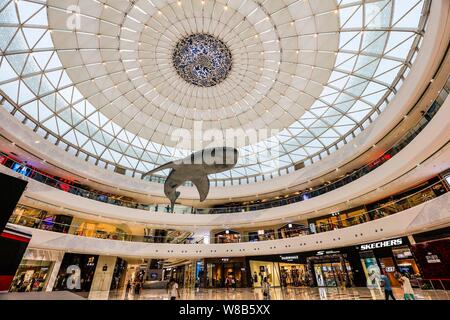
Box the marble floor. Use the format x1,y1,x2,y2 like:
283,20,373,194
2,287,448,300
88,287,450,301
0,291,85,300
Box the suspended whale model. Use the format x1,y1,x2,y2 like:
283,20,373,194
142,147,239,210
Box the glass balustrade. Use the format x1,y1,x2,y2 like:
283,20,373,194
2,75,449,214
8,177,449,245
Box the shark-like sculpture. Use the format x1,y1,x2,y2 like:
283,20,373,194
142,147,239,210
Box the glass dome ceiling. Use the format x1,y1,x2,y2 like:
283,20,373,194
0,0,429,186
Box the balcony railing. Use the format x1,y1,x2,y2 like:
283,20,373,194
2,75,449,214
9,177,449,244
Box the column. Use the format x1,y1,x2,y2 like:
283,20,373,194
88,256,117,299
45,251,65,292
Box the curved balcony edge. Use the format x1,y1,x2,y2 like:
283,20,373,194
3,97,450,229
0,0,448,201
11,190,450,259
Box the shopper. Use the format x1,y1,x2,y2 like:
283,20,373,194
380,271,396,300
231,278,236,290
168,278,180,300
225,277,231,291
125,280,131,298
262,277,270,300
134,281,142,297
398,273,415,300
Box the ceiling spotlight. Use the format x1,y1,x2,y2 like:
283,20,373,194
224,5,228,10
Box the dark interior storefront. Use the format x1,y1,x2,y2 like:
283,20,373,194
53,253,99,294
411,228,450,290
203,258,248,288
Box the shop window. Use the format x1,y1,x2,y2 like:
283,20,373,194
278,224,308,239
215,230,240,244
9,259,53,292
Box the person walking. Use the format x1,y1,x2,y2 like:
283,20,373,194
253,272,258,287
168,278,180,300
133,281,142,300
125,280,131,299
262,277,270,300
398,273,415,300
380,271,396,300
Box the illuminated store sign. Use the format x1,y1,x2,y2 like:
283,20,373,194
280,255,298,261
358,238,403,251
315,250,340,256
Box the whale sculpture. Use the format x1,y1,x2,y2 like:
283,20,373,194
142,147,239,210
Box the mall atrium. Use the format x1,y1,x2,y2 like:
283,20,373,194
0,0,449,302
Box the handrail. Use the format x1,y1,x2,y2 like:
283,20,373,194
9,177,449,244
2,74,449,214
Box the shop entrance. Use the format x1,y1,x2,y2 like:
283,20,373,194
279,263,308,287
308,255,354,287
204,258,247,288
9,259,53,292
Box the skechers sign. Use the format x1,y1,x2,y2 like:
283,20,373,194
358,238,403,251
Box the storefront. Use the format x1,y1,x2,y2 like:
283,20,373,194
0,227,32,292
72,220,128,240
9,259,52,292
278,224,309,239
366,178,447,220
110,258,128,290
247,229,275,242
248,253,341,288
309,207,368,233
53,253,99,293
356,237,421,288
411,227,450,290
214,230,241,244
10,206,73,233
249,240,423,289
202,257,248,288
307,250,357,288
249,260,282,287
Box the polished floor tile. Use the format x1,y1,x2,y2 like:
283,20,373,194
99,287,450,301
2,287,448,300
